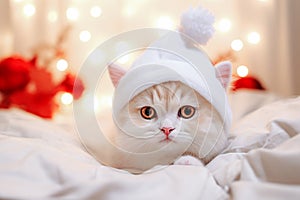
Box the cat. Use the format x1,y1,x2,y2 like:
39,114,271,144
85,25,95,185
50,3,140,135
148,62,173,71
105,61,231,173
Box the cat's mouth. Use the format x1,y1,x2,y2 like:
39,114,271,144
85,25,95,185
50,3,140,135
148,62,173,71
159,138,175,143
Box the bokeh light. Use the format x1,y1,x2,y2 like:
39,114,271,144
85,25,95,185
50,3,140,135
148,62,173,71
79,30,91,42
61,92,74,105
231,39,244,51
155,16,175,29
237,65,249,77
247,32,261,44
48,10,58,22
216,18,232,32
66,7,79,21
90,6,102,18
23,4,36,17
56,59,69,71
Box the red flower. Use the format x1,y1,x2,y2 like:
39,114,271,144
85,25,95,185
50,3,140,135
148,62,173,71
0,56,31,94
59,73,85,99
29,65,57,94
9,90,58,118
0,55,85,118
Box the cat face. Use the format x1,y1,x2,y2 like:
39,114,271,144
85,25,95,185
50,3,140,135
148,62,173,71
112,81,226,163
107,61,231,169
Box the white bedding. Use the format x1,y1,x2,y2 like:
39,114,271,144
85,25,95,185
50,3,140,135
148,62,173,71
0,95,300,199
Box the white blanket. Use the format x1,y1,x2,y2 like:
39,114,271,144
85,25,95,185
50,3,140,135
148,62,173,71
0,96,300,199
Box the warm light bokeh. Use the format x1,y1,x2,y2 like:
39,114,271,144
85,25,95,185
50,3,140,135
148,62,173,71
237,65,249,77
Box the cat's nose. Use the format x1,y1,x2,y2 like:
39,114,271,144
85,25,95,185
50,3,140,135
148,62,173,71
161,127,175,137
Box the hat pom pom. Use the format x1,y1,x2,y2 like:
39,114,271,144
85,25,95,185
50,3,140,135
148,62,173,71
180,6,215,45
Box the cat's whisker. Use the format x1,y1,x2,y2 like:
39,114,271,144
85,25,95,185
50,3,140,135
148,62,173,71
114,132,162,144
130,141,149,150
176,135,193,141
174,132,193,140
114,134,149,142
143,131,161,137
126,139,164,153
114,137,149,151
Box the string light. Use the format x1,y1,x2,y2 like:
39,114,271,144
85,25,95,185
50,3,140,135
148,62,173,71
247,32,261,44
79,30,91,42
66,7,79,21
48,10,58,22
155,16,175,29
61,92,73,105
216,18,232,32
231,39,244,51
56,59,69,71
90,6,102,18
23,4,36,17
237,65,249,77
122,5,136,17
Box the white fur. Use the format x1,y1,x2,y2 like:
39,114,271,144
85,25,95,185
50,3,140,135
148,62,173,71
174,155,204,166
110,81,227,171
180,6,215,45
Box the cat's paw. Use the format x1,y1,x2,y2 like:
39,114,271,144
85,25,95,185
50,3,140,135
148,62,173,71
173,155,204,166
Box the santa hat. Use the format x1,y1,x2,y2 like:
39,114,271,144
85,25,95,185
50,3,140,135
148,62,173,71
109,6,232,133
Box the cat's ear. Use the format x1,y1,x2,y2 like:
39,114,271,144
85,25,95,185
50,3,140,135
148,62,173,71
214,61,232,89
108,63,127,87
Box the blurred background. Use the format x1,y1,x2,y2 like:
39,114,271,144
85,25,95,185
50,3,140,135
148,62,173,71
0,0,299,108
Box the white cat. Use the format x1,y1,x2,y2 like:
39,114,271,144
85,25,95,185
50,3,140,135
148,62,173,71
105,61,231,173
93,6,232,173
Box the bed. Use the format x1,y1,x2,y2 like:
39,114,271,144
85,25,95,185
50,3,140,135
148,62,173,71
0,90,300,200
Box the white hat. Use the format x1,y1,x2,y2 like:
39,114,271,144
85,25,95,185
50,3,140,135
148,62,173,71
109,6,232,133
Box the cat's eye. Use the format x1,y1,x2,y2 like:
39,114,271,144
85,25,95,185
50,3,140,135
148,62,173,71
140,106,157,120
178,106,195,119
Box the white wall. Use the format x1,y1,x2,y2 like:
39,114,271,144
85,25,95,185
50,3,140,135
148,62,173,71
0,0,13,57
2,0,300,96
286,0,300,95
